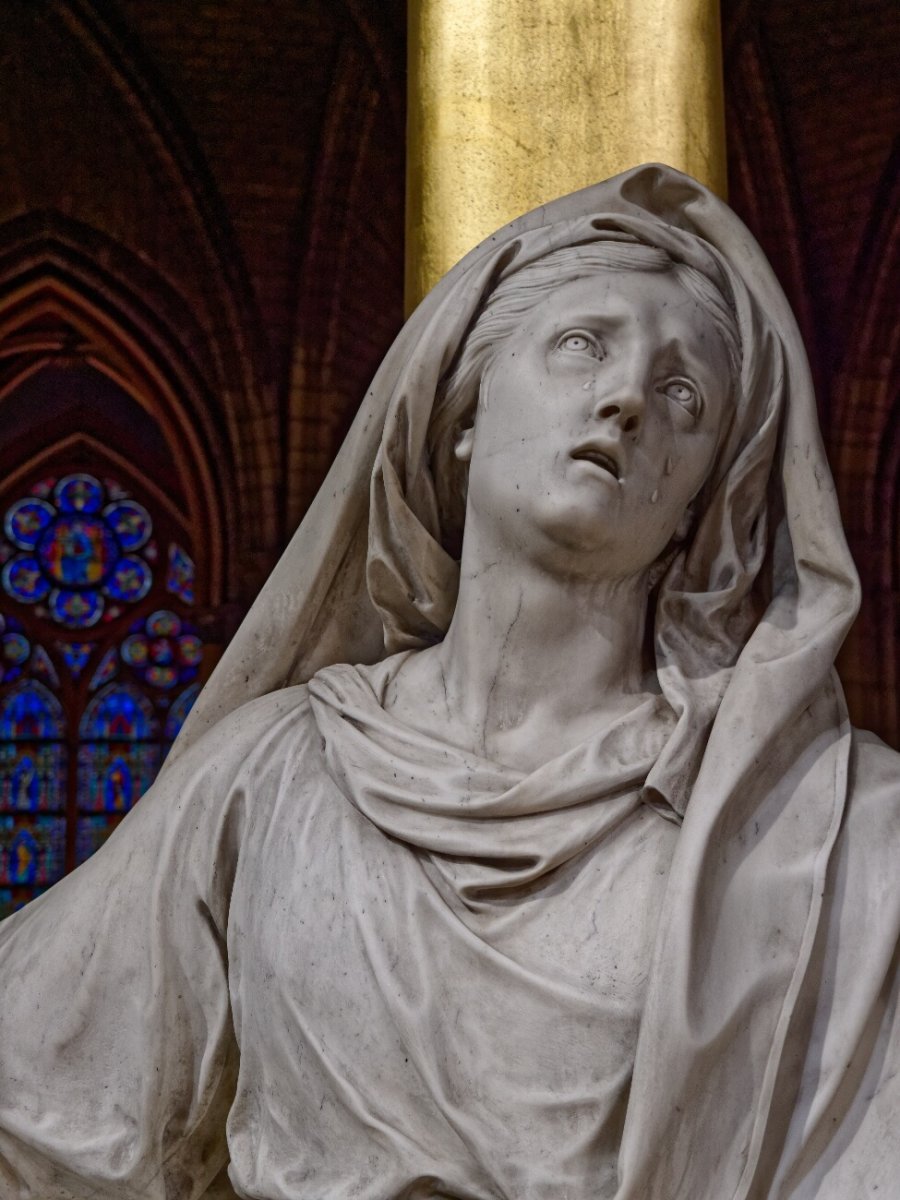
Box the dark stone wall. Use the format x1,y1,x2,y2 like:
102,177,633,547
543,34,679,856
0,0,406,626
0,0,895,740
724,0,900,743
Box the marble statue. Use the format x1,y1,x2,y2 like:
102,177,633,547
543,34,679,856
0,165,898,1200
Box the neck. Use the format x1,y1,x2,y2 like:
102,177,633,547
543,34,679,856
431,527,650,753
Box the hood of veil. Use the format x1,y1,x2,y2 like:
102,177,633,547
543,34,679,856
173,161,858,812
171,165,861,1197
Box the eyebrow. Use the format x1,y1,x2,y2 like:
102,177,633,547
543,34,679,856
548,313,723,380
548,306,630,332
654,338,722,383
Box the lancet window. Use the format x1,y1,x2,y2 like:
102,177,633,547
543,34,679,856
0,471,203,915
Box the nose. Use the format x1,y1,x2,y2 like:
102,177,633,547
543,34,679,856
591,381,646,436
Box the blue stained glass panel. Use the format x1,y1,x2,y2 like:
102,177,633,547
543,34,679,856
75,815,125,864
178,634,203,667
3,475,158,629
48,588,104,628
38,516,117,586
164,682,200,742
121,612,202,691
55,474,103,515
29,645,60,688
2,633,29,666
149,638,175,665
146,665,178,689
77,743,160,812
104,500,152,550
106,556,151,602
0,886,48,919
166,544,195,604
0,681,64,739
0,816,65,884
2,556,51,603
4,498,54,549
58,641,91,676
80,685,156,740
121,633,148,666
88,648,118,691
146,610,181,637
0,469,205,891
1,629,30,683
0,743,66,812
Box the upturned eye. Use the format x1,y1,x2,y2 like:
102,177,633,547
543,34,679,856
661,378,701,418
557,331,602,356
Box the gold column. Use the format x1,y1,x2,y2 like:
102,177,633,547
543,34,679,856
406,0,726,309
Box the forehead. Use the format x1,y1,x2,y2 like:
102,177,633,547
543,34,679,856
523,269,723,348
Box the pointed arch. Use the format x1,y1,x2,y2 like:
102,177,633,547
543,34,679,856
725,24,822,399
0,680,65,740
80,683,157,741
0,0,281,565
285,34,405,525
50,0,270,390
832,149,900,742
0,219,239,601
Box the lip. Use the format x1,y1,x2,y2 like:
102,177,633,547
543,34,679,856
569,440,623,481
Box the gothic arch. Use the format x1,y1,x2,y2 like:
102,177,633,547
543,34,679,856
0,216,254,602
832,150,900,740
725,22,821,398
285,33,405,526
0,2,280,561
338,0,405,130
51,0,269,380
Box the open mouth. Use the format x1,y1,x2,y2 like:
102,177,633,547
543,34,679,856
570,448,621,480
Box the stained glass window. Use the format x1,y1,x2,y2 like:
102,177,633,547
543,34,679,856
57,642,91,677
0,680,67,894
77,742,161,811
1,618,31,684
122,610,203,691
165,683,201,744
0,675,67,815
0,817,66,886
166,544,195,604
0,679,64,740
79,683,157,741
2,474,154,627
0,473,203,917
88,648,118,691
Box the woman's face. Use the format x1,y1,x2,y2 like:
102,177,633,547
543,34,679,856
455,268,733,579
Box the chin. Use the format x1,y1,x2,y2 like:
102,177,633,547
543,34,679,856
529,506,626,568
528,499,669,575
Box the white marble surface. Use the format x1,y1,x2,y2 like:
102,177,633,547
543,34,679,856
0,165,897,1199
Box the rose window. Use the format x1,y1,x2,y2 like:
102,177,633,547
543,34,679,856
0,472,202,915
1,474,154,628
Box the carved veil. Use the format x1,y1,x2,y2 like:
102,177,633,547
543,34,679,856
170,165,869,1195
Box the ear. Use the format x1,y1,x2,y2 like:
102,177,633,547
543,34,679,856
454,425,474,463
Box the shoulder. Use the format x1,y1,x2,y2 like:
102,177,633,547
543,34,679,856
824,728,900,949
846,728,900,839
87,684,322,879
816,729,900,969
785,729,900,1198
167,684,317,786
851,725,900,780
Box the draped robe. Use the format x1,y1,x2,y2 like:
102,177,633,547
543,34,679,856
1,656,897,1199
1,166,898,1197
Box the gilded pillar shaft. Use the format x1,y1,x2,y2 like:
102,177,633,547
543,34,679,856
406,0,726,308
